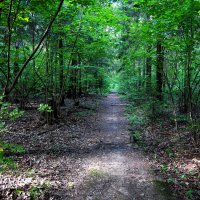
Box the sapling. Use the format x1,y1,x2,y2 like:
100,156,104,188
37,103,53,124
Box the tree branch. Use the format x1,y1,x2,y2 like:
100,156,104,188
5,0,64,96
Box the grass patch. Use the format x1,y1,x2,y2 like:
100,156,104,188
88,168,104,178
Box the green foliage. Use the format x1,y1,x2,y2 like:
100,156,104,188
0,96,25,171
0,157,16,172
117,0,200,132
172,114,188,123
167,177,175,184
0,0,120,103
29,187,41,200
69,0,95,6
165,147,174,158
125,103,147,127
15,189,23,195
89,168,104,178
160,164,168,173
187,120,200,134
0,142,25,171
2,143,25,154
186,189,194,199
9,108,24,120
145,99,170,121
0,96,24,131
131,131,141,142
127,113,146,126
37,104,53,113
187,119,200,144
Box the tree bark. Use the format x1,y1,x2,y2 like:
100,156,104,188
58,38,65,105
146,53,152,94
156,41,164,100
4,0,13,96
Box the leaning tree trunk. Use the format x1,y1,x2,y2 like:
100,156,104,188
4,0,64,96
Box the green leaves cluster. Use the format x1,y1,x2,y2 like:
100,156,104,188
37,103,53,113
0,142,25,171
0,96,24,130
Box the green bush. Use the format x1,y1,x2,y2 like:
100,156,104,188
0,142,25,171
37,103,53,113
0,96,24,130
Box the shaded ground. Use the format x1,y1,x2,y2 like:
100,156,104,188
0,93,174,199
123,95,200,200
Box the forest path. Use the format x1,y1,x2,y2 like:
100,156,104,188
0,93,173,200
71,93,170,200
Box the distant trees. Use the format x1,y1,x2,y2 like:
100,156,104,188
2,0,199,125
0,0,117,112
118,0,200,121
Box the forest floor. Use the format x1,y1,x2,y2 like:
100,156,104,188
123,94,200,200
0,93,198,199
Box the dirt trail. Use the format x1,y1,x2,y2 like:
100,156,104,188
70,93,171,200
0,93,174,200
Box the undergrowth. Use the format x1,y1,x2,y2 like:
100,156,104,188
0,96,25,171
120,92,200,200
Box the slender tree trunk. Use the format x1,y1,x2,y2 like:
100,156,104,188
71,57,78,99
4,0,13,96
146,55,152,94
187,46,192,120
13,39,19,102
183,16,194,118
58,38,65,105
187,15,194,120
45,42,49,104
156,41,164,100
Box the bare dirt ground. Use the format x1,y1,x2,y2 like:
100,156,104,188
0,93,174,199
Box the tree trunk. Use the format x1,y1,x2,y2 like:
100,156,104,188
146,56,152,94
4,0,64,96
156,41,164,100
58,38,65,105
3,0,13,96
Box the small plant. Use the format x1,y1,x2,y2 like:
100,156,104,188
186,189,194,199
37,103,53,113
0,156,16,171
37,103,54,124
13,188,24,199
1,142,25,153
165,147,174,157
167,177,174,183
27,168,36,177
131,131,141,142
0,96,24,132
15,188,23,195
0,142,25,171
160,164,168,173
29,187,41,199
180,174,187,180
0,96,25,171
88,168,104,178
